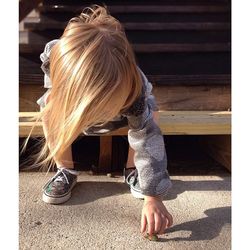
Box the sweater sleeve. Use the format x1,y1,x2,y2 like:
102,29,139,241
124,70,172,197
36,39,59,108
40,39,59,89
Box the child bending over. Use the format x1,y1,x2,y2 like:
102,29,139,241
28,5,173,237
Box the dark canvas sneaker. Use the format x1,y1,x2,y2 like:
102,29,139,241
123,166,136,183
42,168,78,204
125,168,145,200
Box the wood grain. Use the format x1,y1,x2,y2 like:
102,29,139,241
19,85,43,112
39,5,230,14
153,85,231,110
20,43,230,54
19,84,231,112
99,137,113,172
19,110,231,137
19,73,231,86
24,17,230,31
200,135,231,171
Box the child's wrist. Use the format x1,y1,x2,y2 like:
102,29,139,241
144,195,162,202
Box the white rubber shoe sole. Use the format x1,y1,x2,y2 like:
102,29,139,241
130,187,145,200
42,180,77,205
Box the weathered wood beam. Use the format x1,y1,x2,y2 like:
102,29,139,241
19,84,231,112
19,111,231,137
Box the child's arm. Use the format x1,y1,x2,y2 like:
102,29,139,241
40,39,59,88
123,70,172,197
125,104,173,236
36,39,59,108
123,69,173,236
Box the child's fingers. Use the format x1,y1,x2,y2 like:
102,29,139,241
140,214,147,233
159,215,167,234
154,214,162,234
147,214,155,236
166,212,173,228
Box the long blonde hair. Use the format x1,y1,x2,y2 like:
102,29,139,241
21,5,142,170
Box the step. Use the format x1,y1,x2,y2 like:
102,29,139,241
40,11,230,23
39,4,230,14
19,51,231,76
19,29,231,44
136,52,230,75
19,42,230,54
20,84,231,112
42,0,231,6
19,73,230,86
38,5,230,23
24,17,230,31
19,111,231,137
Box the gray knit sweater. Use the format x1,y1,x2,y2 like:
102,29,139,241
37,39,172,197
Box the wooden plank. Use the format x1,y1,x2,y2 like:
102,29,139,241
150,74,231,85
42,0,230,4
19,74,43,85
137,53,230,76
19,84,231,112
200,135,231,171
19,84,43,112
20,43,230,54
19,84,231,113
39,5,230,13
19,121,43,137
20,29,231,45
19,111,231,137
24,18,230,31
19,56,41,75
159,111,231,135
125,22,230,31
20,73,231,86
98,136,112,172
133,43,230,52
20,52,231,80
153,85,231,110
39,10,230,24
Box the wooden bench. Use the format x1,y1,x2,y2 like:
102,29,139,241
19,111,231,171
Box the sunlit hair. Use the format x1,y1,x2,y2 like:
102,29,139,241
21,5,142,170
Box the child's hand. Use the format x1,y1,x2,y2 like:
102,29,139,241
141,196,173,236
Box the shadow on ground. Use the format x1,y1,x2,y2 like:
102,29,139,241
162,206,231,242
61,177,230,206
62,181,130,206
63,180,231,243
166,177,231,200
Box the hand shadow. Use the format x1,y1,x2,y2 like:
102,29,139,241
159,206,231,242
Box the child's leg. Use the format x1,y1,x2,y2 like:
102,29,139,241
126,111,159,168
41,95,74,169
40,94,78,204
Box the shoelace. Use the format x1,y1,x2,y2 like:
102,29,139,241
125,169,138,186
43,169,72,190
54,169,70,185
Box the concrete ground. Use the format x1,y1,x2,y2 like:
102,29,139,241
19,172,231,250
